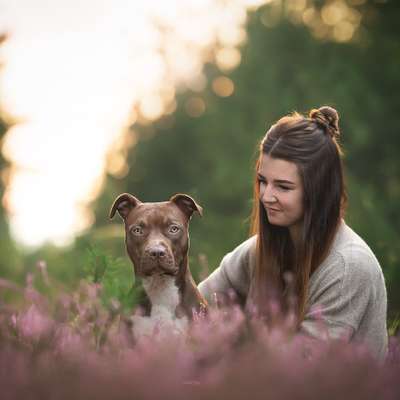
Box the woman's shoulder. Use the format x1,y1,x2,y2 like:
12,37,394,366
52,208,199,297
335,221,380,262
309,222,386,307
324,221,383,281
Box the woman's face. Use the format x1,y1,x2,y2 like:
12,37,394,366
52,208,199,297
257,154,304,234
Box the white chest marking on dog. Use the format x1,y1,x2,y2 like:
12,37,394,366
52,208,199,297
142,275,180,312
132,275,188,339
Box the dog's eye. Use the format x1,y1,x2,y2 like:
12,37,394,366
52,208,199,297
168,225,180,234
131,226,144,235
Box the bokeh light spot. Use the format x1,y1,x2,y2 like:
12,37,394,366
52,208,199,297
216,47,242,71
185,97,206,118
321,2,345,26
260,4,282,28
212,76,234,98
334,20,356,42
139,95,165,122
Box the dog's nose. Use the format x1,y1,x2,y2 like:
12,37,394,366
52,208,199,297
149,246,166,259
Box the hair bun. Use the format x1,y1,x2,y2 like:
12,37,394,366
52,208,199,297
309,106,339,139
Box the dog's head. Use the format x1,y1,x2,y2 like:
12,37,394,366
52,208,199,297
110,193,202,278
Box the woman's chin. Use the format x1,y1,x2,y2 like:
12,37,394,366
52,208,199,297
267,217,284,226
266,211,283,225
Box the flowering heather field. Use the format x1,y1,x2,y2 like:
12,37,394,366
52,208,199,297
1,261,400,400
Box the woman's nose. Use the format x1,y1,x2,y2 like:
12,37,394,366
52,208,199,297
261,185,277,203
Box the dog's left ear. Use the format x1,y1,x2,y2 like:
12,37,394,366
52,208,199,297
170,194,203,219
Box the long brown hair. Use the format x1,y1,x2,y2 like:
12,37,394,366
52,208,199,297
247,106,347,324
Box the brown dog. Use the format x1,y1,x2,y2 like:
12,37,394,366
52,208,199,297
110,193,207,337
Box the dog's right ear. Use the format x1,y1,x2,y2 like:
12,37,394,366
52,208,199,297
109,193,141,220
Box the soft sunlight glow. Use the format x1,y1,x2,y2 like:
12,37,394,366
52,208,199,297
0,0,364,247
0,0,268,247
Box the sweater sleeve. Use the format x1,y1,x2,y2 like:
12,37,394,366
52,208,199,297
300,248,375,341
198,236,256,305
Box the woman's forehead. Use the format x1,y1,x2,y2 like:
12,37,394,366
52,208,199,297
259,154,300,182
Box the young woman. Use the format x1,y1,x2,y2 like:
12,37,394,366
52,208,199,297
198,106,388,359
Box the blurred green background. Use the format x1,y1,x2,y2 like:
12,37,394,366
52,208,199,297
1,1,399,319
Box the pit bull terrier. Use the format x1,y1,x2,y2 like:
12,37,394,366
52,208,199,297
109,193,207,338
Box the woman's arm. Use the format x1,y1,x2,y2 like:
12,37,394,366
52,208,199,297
198,236,256,306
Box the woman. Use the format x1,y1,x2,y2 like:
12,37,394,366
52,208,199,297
198,106,387,359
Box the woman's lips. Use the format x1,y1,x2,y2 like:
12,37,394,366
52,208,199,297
265,206,281,212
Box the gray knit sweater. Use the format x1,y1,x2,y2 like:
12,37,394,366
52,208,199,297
198,221,388,360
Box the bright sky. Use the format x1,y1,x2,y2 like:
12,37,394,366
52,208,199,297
0,0,266,248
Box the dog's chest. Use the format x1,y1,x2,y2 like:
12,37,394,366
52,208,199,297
132,276,188,338
143,275,181,313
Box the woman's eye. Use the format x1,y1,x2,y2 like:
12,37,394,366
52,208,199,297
131,226,144,235
279,186,290,191
169,225,180,234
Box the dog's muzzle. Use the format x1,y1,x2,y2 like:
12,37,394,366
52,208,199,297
140,244,177,276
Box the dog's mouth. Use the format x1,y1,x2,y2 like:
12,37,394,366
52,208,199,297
159,271,177,277
140,262,179,277
145,270,176,277
137,246,178,276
